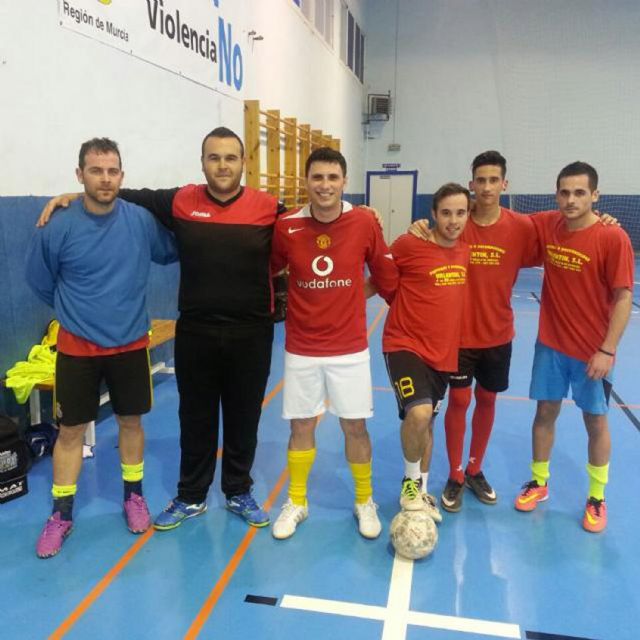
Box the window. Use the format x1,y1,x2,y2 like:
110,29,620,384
295,0,334,47
315,0,334,46
340,2,364,83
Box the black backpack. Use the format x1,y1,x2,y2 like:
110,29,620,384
0,415,30,503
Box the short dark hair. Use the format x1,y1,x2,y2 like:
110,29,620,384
78,137,121,170
305,147,347,177
201,127,245,158
471,150,507,178
432,183,471,212
556,161,598,191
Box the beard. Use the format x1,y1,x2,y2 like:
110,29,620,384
207,174,242,195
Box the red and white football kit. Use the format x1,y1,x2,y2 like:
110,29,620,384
271,202,397,357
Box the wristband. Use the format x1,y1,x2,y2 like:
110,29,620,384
598,348,615,357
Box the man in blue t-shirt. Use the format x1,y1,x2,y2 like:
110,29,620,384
26,138,177,558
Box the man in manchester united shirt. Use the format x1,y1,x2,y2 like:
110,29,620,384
270,147,398,541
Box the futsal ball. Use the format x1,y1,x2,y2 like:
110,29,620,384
390,509,438,560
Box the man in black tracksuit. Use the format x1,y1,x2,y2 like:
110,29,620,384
120,128,287,529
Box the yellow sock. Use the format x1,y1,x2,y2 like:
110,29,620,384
531,460,550,487
52,484,77,498
349,460,373,504
586,462,609,501
121,461,144,483
288,449,316,506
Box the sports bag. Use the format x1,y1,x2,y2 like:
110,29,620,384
0,415,30,503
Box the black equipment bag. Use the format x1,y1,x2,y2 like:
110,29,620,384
0,414,30,503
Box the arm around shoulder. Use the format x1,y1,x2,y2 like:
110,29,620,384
37,192,81,227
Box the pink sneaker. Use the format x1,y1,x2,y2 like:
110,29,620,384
124,493,151,533
36,513,73,559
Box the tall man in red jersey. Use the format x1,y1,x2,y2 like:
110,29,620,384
439,151,540,513
515,162,634,533
270,147,397,540
383,183,470,517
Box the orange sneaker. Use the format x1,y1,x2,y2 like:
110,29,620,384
514,480,548,512
583,497,607,533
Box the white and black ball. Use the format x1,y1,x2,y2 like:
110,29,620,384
390,509,438,560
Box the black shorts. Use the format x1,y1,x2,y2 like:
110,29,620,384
55,349,152,426
449,342,512,393
384,351,449,420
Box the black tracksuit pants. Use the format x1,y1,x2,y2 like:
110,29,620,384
174,321,274,504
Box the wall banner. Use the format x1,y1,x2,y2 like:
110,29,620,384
58,0,246,96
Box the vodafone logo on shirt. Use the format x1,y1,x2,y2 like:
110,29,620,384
312,255,333,276
296,255,353,290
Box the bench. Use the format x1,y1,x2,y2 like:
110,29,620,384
3,319,176,456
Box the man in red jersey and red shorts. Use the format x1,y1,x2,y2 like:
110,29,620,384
382,183,471,521
515,162,634,533
270,147,397,540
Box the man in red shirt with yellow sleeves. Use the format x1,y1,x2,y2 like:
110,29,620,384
515,162,634,533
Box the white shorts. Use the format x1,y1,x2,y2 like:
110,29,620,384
283,349,373,420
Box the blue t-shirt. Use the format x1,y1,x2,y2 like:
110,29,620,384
26,197,178,347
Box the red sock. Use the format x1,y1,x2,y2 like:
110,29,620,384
466,385,497,476
444,387,472,483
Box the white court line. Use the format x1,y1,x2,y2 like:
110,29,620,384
407,610,521,638
382,554,413,640
281,554,521,639
281,595,386,621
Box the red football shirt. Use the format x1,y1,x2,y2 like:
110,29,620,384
532,211,635,362
383,234,470,372
271,203,398,357
460,208,540,348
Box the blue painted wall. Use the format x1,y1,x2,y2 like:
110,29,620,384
343,193,365,207
0,197,180,421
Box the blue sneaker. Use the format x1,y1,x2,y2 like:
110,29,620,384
226,492,270,527
153,499,207,531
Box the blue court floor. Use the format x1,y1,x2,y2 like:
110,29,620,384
1,265,639,640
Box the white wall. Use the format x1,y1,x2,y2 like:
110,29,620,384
363,0,640,194
1,0,367,195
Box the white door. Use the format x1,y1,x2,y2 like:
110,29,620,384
367,172,416,244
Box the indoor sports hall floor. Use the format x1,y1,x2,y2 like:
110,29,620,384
2,263,639,640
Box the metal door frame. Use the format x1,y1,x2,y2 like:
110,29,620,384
365,170,418,220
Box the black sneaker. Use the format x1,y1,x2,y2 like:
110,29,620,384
441,479,464,513
465,471,497,505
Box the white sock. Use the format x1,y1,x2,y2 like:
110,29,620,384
421,472,429,494
403,458,421,481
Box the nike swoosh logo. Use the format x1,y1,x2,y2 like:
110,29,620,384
586,511,599,525
288,227,304,234
517,493,541,504
485,490,496,499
